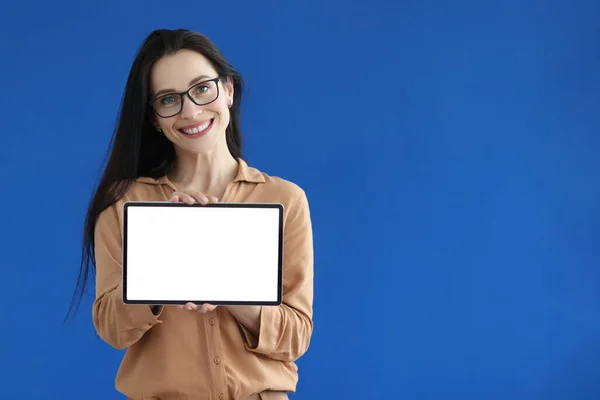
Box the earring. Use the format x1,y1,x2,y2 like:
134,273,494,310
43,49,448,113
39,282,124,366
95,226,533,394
228,100,233,108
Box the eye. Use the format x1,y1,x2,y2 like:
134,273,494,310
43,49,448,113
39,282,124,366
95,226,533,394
160,95,175,105
194,85,210,94
160,96,174,104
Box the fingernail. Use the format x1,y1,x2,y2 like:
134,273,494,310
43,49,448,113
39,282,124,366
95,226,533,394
186,305,193,310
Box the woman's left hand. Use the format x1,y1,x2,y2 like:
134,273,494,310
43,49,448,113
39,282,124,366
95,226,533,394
178,302,217,313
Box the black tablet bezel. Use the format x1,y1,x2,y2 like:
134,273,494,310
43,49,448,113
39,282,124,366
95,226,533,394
122,201,284,306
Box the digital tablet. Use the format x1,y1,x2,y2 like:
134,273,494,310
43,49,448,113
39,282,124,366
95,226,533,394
122,201,284,306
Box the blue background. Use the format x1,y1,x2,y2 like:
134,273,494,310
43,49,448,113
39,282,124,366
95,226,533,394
1,0,599,399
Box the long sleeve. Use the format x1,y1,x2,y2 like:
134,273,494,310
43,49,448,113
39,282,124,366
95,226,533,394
92,203,163,350
238,188,314,362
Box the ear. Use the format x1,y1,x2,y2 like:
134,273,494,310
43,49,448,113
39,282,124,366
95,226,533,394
223,76,234,104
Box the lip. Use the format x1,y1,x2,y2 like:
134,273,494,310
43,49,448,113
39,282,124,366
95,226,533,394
179,119,213,130
177,118,214,139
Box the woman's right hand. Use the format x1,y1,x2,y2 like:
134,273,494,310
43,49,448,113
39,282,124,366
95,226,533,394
170,191,219,205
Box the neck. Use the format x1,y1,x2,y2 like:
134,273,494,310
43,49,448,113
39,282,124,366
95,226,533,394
168,149,239,198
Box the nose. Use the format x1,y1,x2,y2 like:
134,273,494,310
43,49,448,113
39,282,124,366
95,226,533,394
180,95,202,119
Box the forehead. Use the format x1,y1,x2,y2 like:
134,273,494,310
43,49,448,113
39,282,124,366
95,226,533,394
150,50,217,94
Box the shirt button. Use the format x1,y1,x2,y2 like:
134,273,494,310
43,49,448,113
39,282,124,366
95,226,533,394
214,357,220,364
209,318,215,325
219,394,224,400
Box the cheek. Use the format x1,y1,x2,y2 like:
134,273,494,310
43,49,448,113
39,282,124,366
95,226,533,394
219,109,231,128
161,117,179,132
206,102,230,126
217,101,231,120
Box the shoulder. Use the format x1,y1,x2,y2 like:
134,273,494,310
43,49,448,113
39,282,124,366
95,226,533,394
249,164,308,206
239,159,311,222
263,174,306,199
95,178,166,227
127,177,169,200
238,158,305,199
250,168,311,222
255,171,313,236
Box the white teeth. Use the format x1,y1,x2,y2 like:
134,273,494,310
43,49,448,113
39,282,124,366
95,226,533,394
182,120,210,135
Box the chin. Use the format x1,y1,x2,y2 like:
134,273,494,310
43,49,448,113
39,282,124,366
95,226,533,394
176,132,227,156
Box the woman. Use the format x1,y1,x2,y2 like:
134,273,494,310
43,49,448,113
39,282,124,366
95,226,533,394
67,29,314,400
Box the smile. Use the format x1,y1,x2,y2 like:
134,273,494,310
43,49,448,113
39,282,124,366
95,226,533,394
178,118,214,138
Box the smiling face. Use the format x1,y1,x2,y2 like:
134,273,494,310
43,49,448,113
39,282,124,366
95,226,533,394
149,50,234,157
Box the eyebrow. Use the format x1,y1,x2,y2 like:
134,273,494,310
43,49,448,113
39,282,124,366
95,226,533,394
154,75,212,98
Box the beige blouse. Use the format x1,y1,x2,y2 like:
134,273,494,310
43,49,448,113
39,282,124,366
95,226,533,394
92,159,314,400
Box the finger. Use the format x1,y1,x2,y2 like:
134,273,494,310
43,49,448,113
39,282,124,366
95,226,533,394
184,302,198,311
198,303,217,313
208,196,219,203
189,191,209,205
171,192,191,203
183,194,196,205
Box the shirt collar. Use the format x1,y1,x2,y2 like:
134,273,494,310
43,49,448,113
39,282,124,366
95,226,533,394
135,157,265,188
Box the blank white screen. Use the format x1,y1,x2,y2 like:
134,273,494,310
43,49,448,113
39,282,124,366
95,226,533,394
124,203,281,304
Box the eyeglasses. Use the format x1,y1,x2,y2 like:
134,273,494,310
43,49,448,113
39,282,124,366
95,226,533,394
149,77,221,118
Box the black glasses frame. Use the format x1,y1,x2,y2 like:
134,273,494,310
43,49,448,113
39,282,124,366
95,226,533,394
149,76,221,118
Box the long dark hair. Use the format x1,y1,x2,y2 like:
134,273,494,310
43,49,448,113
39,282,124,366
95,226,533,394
64,29,245,322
